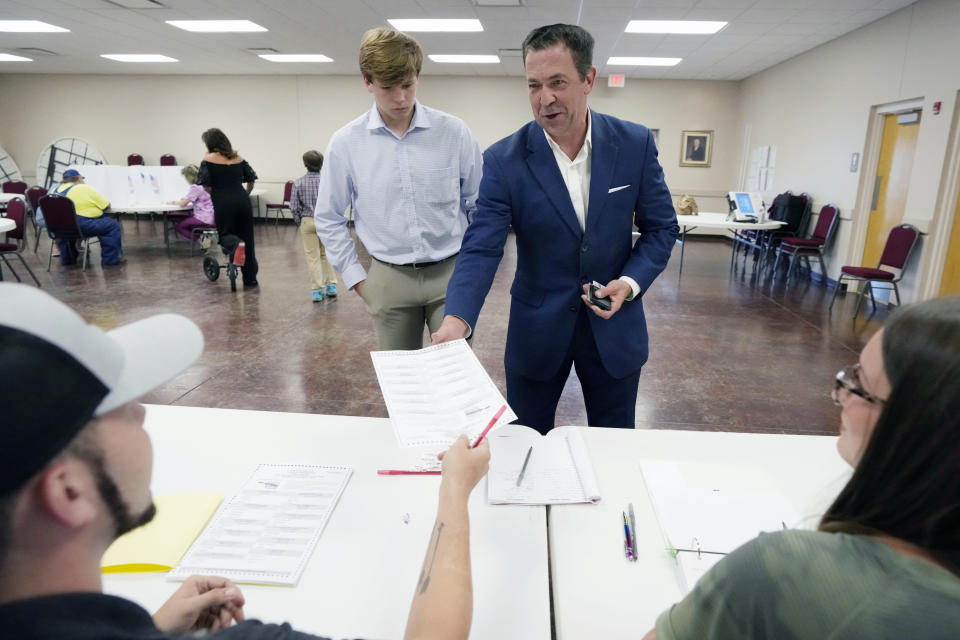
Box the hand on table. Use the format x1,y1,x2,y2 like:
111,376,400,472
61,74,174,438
437,435,490,499
431,316,469,344
152,575,246,635
581,280,632,319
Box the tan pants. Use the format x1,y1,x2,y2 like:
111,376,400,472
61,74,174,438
299,218,337,290
361,256,456,350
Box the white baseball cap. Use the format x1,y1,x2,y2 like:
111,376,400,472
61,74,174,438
0,283,203,492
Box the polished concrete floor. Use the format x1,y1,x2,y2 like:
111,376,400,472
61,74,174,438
8,217,887,436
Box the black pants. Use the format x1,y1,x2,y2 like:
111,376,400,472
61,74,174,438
506,305,641,434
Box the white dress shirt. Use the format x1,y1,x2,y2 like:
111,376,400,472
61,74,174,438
313,101,483,290
543,112,640,299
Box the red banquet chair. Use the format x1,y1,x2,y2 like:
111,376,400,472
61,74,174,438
829,224,920,319
265,180,294,226
772,203,840,285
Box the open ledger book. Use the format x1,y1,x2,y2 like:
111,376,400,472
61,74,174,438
487,427,601,505
639,459,800,593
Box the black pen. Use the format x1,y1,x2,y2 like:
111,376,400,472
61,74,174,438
516,445,533,486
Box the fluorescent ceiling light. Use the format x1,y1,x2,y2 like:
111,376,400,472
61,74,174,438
388,19,482,32
259,54,333,63
101,54,178,63
625,20,727,35
166,20,267,33
607,57,682,67
0,20,69,33
0,53,32,62
429,54,499,63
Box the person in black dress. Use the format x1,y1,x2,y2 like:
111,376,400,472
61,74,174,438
197,128,259,286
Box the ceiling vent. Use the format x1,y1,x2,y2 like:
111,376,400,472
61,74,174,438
14,47,58,57
102,0,167,8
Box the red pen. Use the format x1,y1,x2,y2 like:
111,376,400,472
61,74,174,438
377,470,441,476
472,404,507,448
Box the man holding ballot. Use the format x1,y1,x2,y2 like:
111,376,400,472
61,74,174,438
433,24,678,433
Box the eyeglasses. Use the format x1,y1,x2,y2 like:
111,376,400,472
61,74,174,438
833,364,885,406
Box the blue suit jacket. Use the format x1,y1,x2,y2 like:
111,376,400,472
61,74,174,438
444,111,679,380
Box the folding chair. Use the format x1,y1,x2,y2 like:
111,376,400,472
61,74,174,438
265,181,294,226
829,224,920,318
127,153,144,166
39,194,101,272
26,186,47,251
772,203,840,285
0,199,41,286
160,154,177,166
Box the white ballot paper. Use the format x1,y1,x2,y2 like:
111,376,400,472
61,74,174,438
168,464,352,586
371,339,517,447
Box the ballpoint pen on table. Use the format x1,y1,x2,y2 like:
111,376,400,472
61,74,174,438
516,445,533,486
622,512,634,561
628,502,638,562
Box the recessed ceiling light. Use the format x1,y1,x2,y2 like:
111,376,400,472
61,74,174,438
625,20,726,35
607,57,682,67
429,54,499,63
388,19,483,32
101,54,178,63
0,20,69,33
259,54,333,63
0,53,32,62
166,20,267,33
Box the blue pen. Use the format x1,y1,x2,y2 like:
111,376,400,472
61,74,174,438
622,512,634,560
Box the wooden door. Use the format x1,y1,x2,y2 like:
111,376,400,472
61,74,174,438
939,188,960,295
863,113,920,267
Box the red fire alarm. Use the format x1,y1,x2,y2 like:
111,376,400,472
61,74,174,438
933,101,942,115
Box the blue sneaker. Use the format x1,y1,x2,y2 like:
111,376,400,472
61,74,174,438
325,283,338,297
312,289,324,302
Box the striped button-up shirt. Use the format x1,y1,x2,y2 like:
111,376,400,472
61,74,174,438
313,101,483,290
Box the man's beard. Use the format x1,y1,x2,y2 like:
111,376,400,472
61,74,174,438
89,457,156,537
75,447,156,537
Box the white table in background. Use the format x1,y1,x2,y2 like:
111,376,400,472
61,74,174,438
109,203,193,249
0,218,13,233
103,406,550,640
548,426,849,639
0,192,25,205
675,212,785,278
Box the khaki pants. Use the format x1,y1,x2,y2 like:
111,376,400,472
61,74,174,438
361,256,456,350
299,218,337,290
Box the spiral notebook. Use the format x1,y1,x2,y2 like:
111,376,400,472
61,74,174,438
487,427,601,505
167,464,352,586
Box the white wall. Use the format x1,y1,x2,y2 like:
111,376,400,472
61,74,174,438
736,0,960,300
0,73,739,218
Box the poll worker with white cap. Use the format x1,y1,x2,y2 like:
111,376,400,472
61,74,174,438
0,283,489,640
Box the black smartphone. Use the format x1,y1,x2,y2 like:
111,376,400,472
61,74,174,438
588,280,612,311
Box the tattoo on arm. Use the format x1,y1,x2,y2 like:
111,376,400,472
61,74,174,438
417,521,445,595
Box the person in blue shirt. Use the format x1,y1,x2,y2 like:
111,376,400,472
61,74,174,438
313,27,483,350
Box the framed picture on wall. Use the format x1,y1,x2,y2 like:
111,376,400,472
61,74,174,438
680,130,713,168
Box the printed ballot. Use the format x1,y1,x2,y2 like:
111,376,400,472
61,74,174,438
487,426,601,505
371,339,517,447
168,464,352,586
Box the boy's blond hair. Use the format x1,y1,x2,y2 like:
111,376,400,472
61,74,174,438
358,27,423,86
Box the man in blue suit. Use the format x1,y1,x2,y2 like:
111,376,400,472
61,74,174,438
432,24,678,433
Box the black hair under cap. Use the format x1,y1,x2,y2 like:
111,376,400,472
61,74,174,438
0,328,109,494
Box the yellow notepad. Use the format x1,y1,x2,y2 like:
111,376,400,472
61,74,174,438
101,492,222,573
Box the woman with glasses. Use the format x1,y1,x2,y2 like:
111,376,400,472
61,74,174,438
646,296,960,639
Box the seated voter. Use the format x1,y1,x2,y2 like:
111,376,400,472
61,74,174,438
0,283,490,640
646,296,960,640
55,168,124,266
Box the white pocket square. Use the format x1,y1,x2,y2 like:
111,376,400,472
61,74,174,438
608,184,630,193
